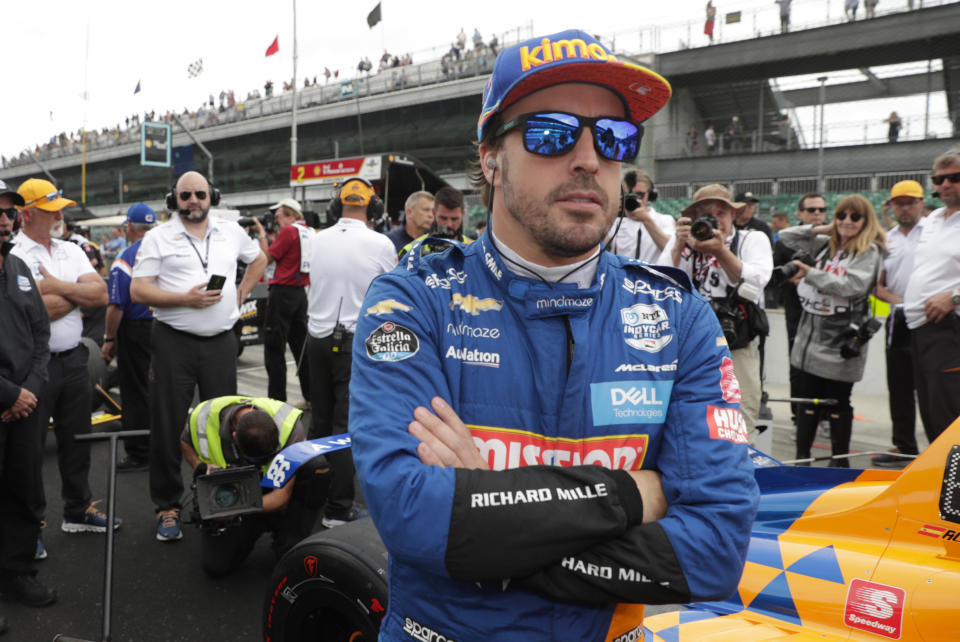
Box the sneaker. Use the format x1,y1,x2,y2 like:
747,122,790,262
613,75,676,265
818,420,831,439
322,504,369,529
116,455,149,473
34,536,47,561
0,574,57,607
156,509,183,542
872,449,913,468
61,500,122,534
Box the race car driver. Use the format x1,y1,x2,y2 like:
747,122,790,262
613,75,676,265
349,29,760,642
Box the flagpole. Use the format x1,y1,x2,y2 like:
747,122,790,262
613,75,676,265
81,22,90,205
290,0,299,188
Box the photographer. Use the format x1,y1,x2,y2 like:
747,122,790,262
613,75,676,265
777,194,885,466
663,184,773,435
251,199,312,403
180,396,330,576
609,169,674,263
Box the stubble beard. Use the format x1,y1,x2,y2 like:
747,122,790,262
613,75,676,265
500,156,614,258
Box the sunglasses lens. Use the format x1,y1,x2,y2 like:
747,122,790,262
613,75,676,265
0,208,16,219
523,113,580,156
179,190,208,201
595,118,639,161
851,213,862,222
933,172,960,186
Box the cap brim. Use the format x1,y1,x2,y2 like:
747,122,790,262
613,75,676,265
1,191,25,206
681,198,745,217
31,197,76,212
482,59,672,136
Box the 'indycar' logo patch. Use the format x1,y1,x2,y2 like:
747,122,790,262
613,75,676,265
720,356,741,403
844,579,905,639
707,406,748,444
450,293,503,315
365,299,412,316
620,303,672,353
590,380,673,426
364,322,419,362
469,425,649,471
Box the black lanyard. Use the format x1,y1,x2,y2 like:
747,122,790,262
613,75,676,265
186,231,212,273
634,226,643,260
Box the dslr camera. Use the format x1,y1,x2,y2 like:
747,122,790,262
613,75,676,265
690,215,719,242
238,210,277,235
772,249,816,285
709,281,764,347
840,317,882,359
624,192,644,211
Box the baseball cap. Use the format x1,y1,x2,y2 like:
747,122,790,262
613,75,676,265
888,180,924,201
734,191,759,203
339,179,375,206
125,202,156,224
682,184,744,217
17,178,76,211
268,197,303,216
0,179,25,206
477,29,672,141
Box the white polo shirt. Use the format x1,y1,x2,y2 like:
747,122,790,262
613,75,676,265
882,220,923,299
610,207,676,264
11,234,96,352
133,214,260,336
307,218,397,338
904,207,960,329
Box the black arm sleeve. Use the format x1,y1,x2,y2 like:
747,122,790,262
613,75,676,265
445,466,644,581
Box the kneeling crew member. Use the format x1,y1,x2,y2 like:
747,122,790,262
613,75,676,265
180,396,330,576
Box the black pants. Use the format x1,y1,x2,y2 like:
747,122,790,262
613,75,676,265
794,370,854,466
786,313,801,423
36,345,93,518
885,310,920,454
0,408,41,577
200,456,330,576
307,334,354,513
911,315,960,444
117,318,153,460
264,285,310,402
149,323,237,511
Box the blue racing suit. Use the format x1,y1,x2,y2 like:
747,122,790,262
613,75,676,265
349,232,759,642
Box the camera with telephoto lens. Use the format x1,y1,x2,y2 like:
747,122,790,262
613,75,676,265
840,317,883,359
690,215,719,242
238,211,277,234
772,249,816,285
624,192,644,211
192,466,263,530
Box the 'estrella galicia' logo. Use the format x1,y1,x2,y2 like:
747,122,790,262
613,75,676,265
365,322,419,362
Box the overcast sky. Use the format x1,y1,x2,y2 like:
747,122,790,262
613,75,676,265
2,0,948,161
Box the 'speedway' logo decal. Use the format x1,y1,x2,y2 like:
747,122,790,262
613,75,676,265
364,322,419,362
468,425,649,471
843,579,905,639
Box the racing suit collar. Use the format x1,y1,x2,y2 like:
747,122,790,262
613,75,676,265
478,232,607,319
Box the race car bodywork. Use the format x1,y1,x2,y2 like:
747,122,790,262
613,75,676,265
644,417,960,642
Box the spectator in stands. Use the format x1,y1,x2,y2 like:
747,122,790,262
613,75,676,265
705,123,717,155
773,193,827,425
844,0,859,20
903,151,960,447
778,194,885,466
264,80,273,98
663,184,773,436
772,114,792,150
456,28,466,52
864,0,878,18
873,181,926,467
724,116,743,153
734,192,773,241
609,169,674,263
884,111,902,143
386,191,434,253
705,0,717,43
102,203,157,472
685,123,700,156
777,0,792,33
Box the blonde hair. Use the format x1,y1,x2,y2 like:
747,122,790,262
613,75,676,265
829,194,886,257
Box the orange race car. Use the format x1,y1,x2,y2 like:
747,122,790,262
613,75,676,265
643,417,960,642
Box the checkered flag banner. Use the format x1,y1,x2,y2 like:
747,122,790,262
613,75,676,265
187,58,204,78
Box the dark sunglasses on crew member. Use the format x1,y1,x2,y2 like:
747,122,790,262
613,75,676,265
802,207,827,213
494,111,643,162
0,207,18,219
931,171,960,186
179,190,209,201
835,211,862,222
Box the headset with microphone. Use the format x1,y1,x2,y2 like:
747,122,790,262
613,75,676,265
326,177,385,225
164,175,222,212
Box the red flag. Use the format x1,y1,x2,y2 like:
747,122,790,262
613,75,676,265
265,36,279,57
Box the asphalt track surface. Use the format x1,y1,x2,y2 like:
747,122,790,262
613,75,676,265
2,345,904,641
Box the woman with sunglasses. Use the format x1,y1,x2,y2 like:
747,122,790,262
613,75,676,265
778,194,886,467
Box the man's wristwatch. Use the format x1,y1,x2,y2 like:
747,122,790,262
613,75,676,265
951,288,960,306
103,337,115,343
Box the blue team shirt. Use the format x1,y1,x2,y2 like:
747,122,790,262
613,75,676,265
108,240,153,320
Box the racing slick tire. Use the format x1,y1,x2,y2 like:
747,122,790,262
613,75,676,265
263,517,389,642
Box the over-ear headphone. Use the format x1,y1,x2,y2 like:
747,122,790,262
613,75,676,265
326,178,384,223
165,175,222,211
486,157,497,169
